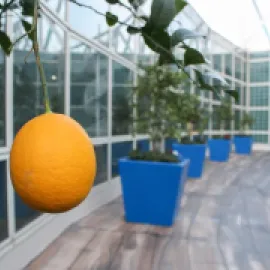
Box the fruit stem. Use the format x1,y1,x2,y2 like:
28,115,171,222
33,0,51,113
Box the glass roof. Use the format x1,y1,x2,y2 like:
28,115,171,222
188,0,270,51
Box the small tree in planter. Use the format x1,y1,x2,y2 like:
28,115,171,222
234,111,254,155
168,92,209,178
208,98,234,162
118,64,190,227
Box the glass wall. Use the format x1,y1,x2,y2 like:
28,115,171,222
94,145,108,186
70,39,108,137
112,61,133,135
0,45,5,147
112,142,132,177
0,161,8,243
250,62,270,82
250,86,269,107
225,54,232,76
250,111,268,131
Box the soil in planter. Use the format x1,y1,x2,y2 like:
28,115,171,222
212,134,231,140
180,135,206,144
235,134,251,137
128,150,179,163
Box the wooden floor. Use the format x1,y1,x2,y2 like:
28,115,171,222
26,152,270,270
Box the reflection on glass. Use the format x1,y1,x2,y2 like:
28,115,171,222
0,161,8,242
235,110,240,131
165,138,177,153
250,111,268,131
136,140,149,152
94,145,108,186
70,39,108,137
225,54,232,76
213,54,222,72
250,62,270,83
212,105,220,130
13,16,65,230
112,142,132,177
235,83,241,105
252,135,268,143
112,61,133,136
250,87,269,107
235,57,242,80
0,44,5,147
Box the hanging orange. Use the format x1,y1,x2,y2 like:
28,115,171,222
10,113,97,213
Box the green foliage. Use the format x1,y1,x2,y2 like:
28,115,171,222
215,98,234,130
133,64,187,150
0,31,12,55
129,150,179,163
105,11,118,26
166,92,210,142
240,111,254,131
171,92,201,124
0,0,238,100
180,135,206,144
184,47,205,66
212,134,231,140
171,28,204,47
106,0,119,4
149,0,181,30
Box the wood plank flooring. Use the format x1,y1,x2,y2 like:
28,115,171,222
26,152,270,270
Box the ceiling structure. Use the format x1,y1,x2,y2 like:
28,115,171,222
188,0,270,51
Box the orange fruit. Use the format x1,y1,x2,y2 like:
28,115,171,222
10,113,97,213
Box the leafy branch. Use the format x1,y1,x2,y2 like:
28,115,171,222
0,0,239,111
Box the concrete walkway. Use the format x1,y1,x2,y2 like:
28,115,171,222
26,152,270,270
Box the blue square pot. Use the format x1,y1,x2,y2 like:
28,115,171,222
208,139,231,162
118,158,190,227
172,143,206,178
234,136,253,155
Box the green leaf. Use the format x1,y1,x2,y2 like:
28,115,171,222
20,0,35,17
21,20,34,42
203,71,228,87
127,26,141,34
106,0,119,4
142,25,171,55
0,31,12,55
171,28,204,47
184,47,205,66
128,0,147,9
105,12,118,26
224,90,239,102
175,0,187,13
149,0,176,29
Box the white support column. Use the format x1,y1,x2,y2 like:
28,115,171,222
95,54,101,136
64,0,70,116
268,55,270,143
5,11,16,241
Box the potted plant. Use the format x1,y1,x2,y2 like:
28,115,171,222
234,111,254,155
118,64,190,227
208,98,234,162
169,92,209,178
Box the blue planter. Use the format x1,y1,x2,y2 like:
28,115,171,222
208,139,231,162
118,158,190,227
172,143,206,178
234,136,253,155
